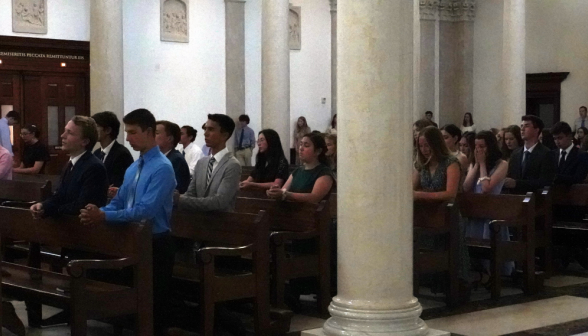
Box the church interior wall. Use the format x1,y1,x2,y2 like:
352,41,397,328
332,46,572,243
0,0,90,41
474,0,588,130
122,0,226,152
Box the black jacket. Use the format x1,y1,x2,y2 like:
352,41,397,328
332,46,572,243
167,149,190,194
506,142,555,194
93,141,134,188
42,151,109,216
548,146,588,186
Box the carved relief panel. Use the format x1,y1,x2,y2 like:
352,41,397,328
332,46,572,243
289,6,301,50
161,0,189,43
12,0,47,34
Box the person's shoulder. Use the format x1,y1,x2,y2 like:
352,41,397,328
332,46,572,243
225,153,241,167
535,143,551,154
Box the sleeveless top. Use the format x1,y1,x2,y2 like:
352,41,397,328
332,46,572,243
419,156,460,192
473,163,505,195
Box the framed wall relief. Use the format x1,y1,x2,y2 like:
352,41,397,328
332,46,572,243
12,0,47,34
161,0,189,43
289,6,301,50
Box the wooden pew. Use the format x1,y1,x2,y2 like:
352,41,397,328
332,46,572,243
551,184,588,266
234,197,331,316
458,192,536,299
413,200,459,307
534,187,553,277
12,173,60,192
0,179,52,204
171,210,271,336
0,206,153,336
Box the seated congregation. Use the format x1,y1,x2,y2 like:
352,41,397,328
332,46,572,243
0,109,337,336
413,110,588,304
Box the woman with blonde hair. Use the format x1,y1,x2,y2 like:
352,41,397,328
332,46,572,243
293,116,311,164
325,133,337,178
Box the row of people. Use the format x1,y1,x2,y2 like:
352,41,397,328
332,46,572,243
18,109,335,333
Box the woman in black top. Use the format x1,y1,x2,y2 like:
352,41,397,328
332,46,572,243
13,124,50,175
240,129,289,190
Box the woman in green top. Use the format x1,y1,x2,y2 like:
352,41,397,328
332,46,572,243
267,133,334,203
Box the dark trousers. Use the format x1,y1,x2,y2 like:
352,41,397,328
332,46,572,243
153,232,176,331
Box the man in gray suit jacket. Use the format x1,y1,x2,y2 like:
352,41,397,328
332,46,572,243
176,114,241,212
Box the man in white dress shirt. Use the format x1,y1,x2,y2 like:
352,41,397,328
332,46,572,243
179,125,205,177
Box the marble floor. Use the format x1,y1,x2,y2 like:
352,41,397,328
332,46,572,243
8,263,588,335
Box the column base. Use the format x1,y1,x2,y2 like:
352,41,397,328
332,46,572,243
302,327,449,336
317,297,430,335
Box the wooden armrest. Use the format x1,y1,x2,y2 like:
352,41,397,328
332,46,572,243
66,257,136,278
270,230,318,246
1,201,35,208
196,245,253,264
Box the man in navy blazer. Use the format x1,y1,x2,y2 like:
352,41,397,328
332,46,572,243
550,121,588,185
92,111,134,188
504,115,555,194
30,116,108,217
156,120,190,193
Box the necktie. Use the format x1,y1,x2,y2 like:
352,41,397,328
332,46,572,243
582,119,585,128
521,151,530,176
238,129,245,149
62,161,74,182
206,157,216,186
127,157,144,209
182,150,185,157
100,151,106,162
559,150,567,171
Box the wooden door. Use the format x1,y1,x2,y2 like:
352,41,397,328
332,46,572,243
0,73,23,162
23,74,87,174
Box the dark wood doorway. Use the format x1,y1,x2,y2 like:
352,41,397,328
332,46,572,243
526,72,569,129
0,36,89,174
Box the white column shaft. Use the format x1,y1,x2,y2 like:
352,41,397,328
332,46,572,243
262,0,290,155
330,0,337,117
324,0,427,334
90,0,124,129
502,0,526,127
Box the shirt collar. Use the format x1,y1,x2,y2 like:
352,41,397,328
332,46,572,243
101,140,116,155
70,151,86,166
163,149,172,156
141,146,162,162
212,147,229,162
184,142,194,151
524,142,539,153
562,143,574,155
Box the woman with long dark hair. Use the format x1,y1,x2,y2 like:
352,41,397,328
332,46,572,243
463,130,514,282
440,124,469,175
267,133,334,203
240,129,289,190
461,112,476,133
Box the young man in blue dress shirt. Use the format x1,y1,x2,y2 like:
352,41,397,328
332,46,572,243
80,108,176,333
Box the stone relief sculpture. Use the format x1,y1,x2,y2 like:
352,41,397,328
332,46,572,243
12,0,47,34
289,6,301,50
161,0,189,43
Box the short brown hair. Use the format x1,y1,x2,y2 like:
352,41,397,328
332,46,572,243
156,120,181,147
71,115,98,151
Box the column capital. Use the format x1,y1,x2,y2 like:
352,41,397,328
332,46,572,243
329,0,337,12
419,0,476,22
225,0,246,3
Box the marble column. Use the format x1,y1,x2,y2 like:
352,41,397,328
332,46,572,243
324,0,429,334
262,0,290,156
502,0,526,127
329,0,337,117
225,0,246,152
90,0,124,142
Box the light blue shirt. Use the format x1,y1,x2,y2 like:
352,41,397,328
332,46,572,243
0,118,13,155
234,126,256,149
101,146,176,234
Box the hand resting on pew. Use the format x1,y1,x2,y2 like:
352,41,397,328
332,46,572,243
79,203,106,227
30,202,44,219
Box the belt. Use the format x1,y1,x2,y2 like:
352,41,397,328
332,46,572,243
237,147,251,151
